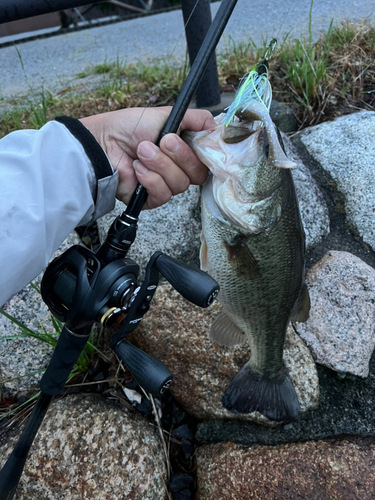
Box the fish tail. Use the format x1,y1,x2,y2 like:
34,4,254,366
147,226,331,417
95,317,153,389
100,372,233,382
221,363,300,422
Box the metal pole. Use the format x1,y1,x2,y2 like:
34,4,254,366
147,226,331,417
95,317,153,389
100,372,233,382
181,0,221,108
0,0,104,24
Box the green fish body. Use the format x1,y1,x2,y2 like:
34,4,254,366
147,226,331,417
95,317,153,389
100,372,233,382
184,105,310,422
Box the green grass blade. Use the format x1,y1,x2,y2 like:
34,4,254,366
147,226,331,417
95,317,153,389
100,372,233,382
0,308,39,336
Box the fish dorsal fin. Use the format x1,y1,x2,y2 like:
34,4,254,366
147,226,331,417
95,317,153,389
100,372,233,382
291,283,311,323
224,235,261,279
209,311,247,346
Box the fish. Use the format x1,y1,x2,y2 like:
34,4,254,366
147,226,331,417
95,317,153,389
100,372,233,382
183,98,310,423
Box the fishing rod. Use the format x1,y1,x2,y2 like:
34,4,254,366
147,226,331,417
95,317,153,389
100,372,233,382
0,0,238,497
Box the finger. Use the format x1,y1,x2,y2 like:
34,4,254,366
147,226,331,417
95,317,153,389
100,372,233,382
133,160,173,210
136,141,191,195
179,109,216,133
160,133,208,186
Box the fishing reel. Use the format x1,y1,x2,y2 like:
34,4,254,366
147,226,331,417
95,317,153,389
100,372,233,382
40,221,220,397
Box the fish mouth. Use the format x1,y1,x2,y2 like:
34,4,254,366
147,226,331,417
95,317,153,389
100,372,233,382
234,102,297,169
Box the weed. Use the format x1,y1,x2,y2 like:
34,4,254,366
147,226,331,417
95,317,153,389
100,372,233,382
28,88,58,128
279,0,334,124
0,300,105,429
1,14,375,137
0,107,26,135
0,307,99,380
218,36,261,84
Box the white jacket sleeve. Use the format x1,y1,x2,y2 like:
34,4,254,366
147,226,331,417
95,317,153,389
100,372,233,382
0,119,118,306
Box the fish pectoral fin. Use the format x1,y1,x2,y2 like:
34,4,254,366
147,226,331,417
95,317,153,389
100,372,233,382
200,232,208,272
291,283,311,323
209,312,246,346
224,235,261,279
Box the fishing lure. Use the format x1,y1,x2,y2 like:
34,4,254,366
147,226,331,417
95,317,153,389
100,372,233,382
223,38,278,126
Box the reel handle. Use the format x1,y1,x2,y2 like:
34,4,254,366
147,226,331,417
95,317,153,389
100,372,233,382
114,339,173,396
155,253,219,308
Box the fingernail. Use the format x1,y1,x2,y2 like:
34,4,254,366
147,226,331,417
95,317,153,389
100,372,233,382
138,141,156,159
164,134,180,153
133,159,148,174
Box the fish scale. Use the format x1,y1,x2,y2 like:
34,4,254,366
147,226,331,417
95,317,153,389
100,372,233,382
202,169,304,373
184,105,310,422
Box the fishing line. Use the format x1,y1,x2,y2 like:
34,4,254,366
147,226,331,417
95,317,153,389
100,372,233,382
223,0,297,125
275,0,296,40
111,0,297,178
82,0,298,242
114,0,202,173
78,0,202,246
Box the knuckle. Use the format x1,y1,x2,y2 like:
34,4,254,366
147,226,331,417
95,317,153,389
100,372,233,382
192,169,208,186
160,191,172,205
180,176,191,193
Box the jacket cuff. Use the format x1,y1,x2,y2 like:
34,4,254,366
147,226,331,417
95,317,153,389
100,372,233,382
55,116,118,222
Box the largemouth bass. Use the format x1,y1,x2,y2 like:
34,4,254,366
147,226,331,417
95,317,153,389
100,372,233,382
183,100,310,422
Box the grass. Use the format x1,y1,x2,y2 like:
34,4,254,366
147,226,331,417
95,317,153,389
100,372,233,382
0,54,190,137
0,283,105,431
1,16,374,138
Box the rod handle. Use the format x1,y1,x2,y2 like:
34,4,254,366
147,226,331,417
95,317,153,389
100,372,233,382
0,392,53,500
39,326,91,395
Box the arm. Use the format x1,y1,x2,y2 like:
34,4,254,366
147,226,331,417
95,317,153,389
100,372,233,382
0,119,116,306
0,107,215,306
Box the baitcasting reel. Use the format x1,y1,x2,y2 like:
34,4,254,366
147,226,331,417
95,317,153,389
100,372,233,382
40,231,220,397
0,212,220,500
0,0,238,494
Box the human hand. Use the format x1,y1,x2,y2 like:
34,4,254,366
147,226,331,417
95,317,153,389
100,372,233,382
79,106,215,210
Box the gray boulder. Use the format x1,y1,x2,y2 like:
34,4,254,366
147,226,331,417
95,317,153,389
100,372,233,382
282,134,330,250
299,111,375,250
97,130,330,277
97,186,202,273
295,250,375,378
0,233,80,395
0,393,167,500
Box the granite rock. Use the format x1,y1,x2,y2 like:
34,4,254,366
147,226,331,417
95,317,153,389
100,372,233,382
0,232,81,395
282,133,330,250
97,186,202,273
195,437,375,500
295,251,375,377
0,393,167,500
299,111,375,250
129,284,319,426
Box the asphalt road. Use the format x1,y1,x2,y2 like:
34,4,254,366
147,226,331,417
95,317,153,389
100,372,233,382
0,0,374,101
